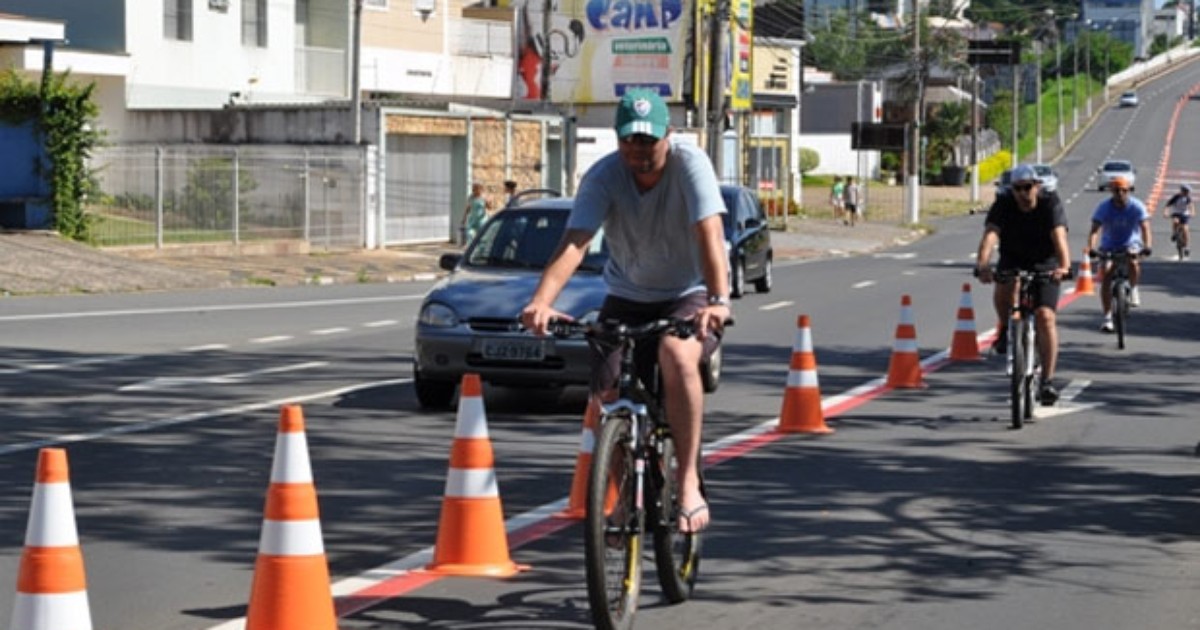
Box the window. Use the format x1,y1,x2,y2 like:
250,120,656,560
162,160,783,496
242,0,268,47
164,0,193,41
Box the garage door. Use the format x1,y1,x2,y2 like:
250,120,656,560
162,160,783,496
383,134,452,244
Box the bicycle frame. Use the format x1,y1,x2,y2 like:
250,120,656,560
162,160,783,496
552,318,702,630
1095,250,1136,350
997,269,1049,429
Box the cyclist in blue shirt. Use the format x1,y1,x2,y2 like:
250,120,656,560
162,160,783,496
1088,175,1152,332
974,163,1070,405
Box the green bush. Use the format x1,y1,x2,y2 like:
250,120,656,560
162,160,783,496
798,147,820,174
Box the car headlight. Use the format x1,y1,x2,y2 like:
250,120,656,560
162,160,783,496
419,302,460,327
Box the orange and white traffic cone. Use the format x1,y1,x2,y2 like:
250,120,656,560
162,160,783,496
1075,248,1095,295
778,315,834,434
558,397,602,519
427,373,523,576
245,405,337,630
949,283,982,361
10,448,93,630
886,294,925,388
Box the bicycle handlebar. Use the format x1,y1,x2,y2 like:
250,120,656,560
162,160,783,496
546,317,733,341
974,266,1072,281
1089,248,1151,260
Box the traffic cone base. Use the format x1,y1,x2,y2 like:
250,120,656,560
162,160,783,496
778,315,834,434
247,555,337,629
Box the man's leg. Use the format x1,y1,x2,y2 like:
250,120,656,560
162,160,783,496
658,335,709,533
1035,306,1058,381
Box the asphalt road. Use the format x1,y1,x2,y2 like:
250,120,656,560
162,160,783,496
2,65,1200,630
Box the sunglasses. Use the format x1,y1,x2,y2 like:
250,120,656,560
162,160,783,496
1012,183,1036,192
620,134,660,147
1112,188,1130,193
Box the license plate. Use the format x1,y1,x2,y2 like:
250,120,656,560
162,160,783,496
480,338,545,361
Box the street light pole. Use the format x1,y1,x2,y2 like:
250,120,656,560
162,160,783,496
1085,23,1093,117
1036,40,1043,163
1056,32,1065,149
1104,26,1112,102
1072,27,1080,132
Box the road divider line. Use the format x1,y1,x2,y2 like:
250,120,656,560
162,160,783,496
759,301,794,311
118,361,329,392
0,295,426,323
0,377,412,457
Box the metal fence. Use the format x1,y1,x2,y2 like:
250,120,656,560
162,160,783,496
87,145,366,250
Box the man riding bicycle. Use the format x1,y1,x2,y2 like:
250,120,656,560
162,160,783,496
1089,175,1152,331
521,89,730,534
1163,183,1194,260
974,163,1070,405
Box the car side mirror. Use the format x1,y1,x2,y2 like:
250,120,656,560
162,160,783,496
439,252,462,271
745,218,761,229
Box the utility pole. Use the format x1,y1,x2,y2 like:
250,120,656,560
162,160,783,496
707,0,728,174
970,65,979,203
1056,32,1065,149
351,0,363,144
1035,40,1042,163
1085,25,1093,117
905,0,920,224
1011,58,1018,168
541,0,553,103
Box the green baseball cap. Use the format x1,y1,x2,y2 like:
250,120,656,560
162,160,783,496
615,89,669,139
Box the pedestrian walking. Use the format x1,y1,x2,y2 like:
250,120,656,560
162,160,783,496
843,176,861,227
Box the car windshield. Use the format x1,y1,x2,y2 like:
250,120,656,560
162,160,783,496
1035,165,1053,177
465,210,608,272
1104,162,1132,173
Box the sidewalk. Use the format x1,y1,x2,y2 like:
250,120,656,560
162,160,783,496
0,217,927,297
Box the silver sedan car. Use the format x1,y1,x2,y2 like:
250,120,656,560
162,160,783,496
413,198,722,408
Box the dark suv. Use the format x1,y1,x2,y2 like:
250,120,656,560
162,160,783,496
720,185,774,297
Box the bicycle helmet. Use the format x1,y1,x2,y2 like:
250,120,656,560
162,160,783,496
1183,183,1193,192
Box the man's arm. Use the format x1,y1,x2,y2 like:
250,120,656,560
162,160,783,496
520,228,593,335
1051,225,1071,278
693,214,731,338
1139,218,1153,251
1087,220,1103,252
974,225,999,283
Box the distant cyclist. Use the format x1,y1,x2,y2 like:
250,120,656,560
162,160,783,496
1163,183,1194,260
974,164,1070,405
1088,175,1152,331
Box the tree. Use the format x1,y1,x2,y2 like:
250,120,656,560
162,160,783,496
924,100,969,168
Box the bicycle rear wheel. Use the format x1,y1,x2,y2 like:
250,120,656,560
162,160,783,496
650,431,701,604
1114,282,1127,350
1009,319,1027,429
584,412,642,630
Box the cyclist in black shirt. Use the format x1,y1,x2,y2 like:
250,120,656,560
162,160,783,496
974,164,1071,404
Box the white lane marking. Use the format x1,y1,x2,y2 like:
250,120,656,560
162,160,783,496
873,252,917,259
0,295,425,323
183,344,229,352
119,361,329,392
2,376,410,456
250,335,292,344
0,355,139,376
759,301,794,311
364,320,398,328
852,280,876,289
312,327,350,335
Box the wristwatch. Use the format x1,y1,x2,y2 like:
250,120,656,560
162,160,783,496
707,294,731,307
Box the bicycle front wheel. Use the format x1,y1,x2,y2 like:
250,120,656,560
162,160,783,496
650,432,701,604
584,411,642,630
1009,319,1027,429
1023,323,1037,420
1114,282,1127,350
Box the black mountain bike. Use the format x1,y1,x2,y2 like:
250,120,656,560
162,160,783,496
550,318,707,630
979,267,1066,429
1092,249,1146,350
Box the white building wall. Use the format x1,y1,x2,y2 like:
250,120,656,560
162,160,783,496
123,0,300,109
806,134,880,180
